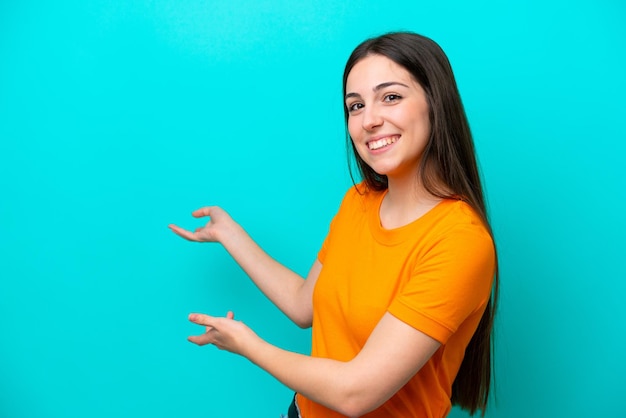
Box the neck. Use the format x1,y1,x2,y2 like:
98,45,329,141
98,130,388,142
379,174,442,229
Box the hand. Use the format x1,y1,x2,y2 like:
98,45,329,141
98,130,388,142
169,206,233,243
187,311,259,356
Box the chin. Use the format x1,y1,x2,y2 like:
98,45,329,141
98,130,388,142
369,164,396,177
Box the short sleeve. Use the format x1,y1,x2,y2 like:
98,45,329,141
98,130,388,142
317,228,330,264
387,223,495,344
317,185,365,265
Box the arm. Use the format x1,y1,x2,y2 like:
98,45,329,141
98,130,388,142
188,311,441,417
169,206,319,327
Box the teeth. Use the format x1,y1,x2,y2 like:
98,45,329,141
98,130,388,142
368,136,398,150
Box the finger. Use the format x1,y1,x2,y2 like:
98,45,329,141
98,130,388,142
168,224,200,241
226,311,234,320
187,333,214,346
191,207,214,218
189,313,216,327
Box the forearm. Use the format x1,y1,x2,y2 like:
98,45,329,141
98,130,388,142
217,221,312,327
244,313,439,416
246,339,370,417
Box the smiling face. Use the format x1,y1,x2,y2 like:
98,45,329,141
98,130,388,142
345,54,431,182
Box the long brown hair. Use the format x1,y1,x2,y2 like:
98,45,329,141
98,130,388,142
343,32,499,416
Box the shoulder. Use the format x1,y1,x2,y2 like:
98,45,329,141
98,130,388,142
339,182,384,209
428,200,494,255
436,200,490,232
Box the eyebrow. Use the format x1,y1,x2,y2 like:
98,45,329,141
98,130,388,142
345,81,410,100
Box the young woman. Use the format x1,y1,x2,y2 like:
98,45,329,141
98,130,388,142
169,32,498,418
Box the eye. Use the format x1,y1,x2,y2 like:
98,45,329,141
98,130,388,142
383,94,402,103
347,102,364,113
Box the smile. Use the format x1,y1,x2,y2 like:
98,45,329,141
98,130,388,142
367,135,399,151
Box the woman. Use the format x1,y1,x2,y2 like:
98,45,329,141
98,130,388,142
169,32,498,418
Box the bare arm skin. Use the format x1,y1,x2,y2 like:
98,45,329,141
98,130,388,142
188,311,440,417
169,206,320,328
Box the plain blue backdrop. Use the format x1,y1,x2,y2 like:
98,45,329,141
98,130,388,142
1,1,625,417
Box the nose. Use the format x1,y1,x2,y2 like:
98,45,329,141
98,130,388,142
362,105,383,131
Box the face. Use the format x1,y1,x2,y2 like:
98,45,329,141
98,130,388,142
345,54,430,181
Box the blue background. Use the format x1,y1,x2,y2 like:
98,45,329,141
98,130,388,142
1,1,625,417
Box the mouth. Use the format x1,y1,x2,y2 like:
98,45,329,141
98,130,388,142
367,135,399,151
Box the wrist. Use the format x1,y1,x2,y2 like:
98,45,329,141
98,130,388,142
217,219,246,248
239,332,266,361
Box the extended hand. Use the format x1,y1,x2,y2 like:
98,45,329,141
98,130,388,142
169,206,233,242
187,311,259,356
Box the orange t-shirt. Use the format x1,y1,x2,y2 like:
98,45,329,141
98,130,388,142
297,185,495,417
